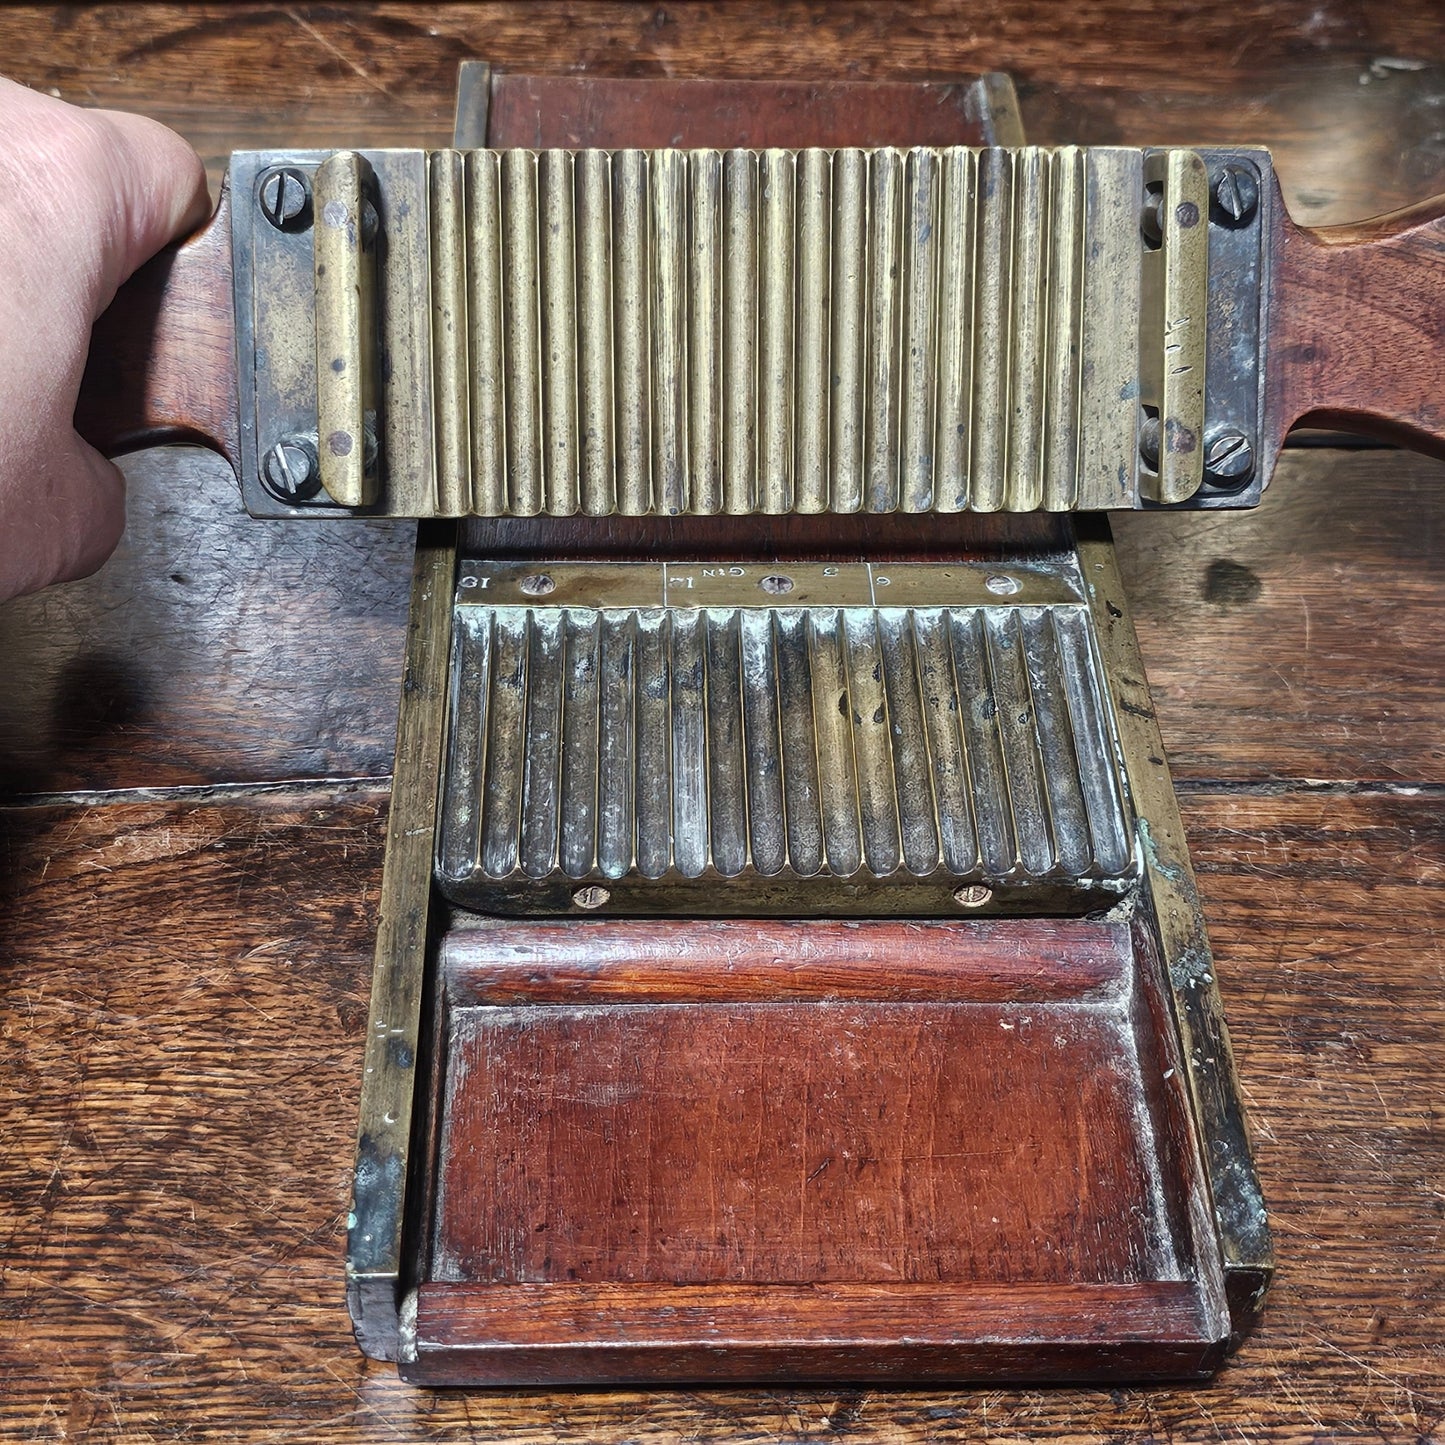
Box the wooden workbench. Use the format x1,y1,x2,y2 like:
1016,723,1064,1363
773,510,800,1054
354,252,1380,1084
1,5,1442,1438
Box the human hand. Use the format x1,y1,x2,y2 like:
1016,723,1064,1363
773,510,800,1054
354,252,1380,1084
0,78,207,603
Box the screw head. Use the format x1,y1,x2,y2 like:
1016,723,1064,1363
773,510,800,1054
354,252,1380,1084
953,885,994,908
258,167,312,231
1203,426,1255,486
360,194,381,249
261,437,321,502
1211,164,1259,227
1139,412,1162,471
1140,184,1165,246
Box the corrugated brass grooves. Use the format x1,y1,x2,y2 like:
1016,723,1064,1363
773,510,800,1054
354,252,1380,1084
424,145,1150,517
437,568,1134,914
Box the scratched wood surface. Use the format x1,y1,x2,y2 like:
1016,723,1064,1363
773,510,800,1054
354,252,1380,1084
0,3,1443,1439
1,790,1441,1437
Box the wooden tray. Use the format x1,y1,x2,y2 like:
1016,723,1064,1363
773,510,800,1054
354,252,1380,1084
404,915,1227,1384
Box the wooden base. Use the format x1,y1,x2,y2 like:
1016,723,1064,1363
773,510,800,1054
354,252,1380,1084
403,916,1227,1385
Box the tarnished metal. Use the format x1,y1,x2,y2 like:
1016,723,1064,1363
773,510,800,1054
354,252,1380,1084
345,69,1272,1372
235,143,1272,520
436,561,1135,916
312,151,378,507
1139,148,1209,504
345,66,494,1363
428,150,470,516
1077,515,1274,1343
1196,148,1270,508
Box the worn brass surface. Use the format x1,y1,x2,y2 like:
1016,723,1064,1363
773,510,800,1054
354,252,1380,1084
436,561,1135,916
1139,149,1210,504
237,143,1273,520
346,522,457,1362
1077,516,1273,1338
345,73,498,1363
345,69,1270,1366
312,152,378,507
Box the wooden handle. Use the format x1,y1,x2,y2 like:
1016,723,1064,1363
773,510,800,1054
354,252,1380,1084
1269,191,1445,457
74,182,238,470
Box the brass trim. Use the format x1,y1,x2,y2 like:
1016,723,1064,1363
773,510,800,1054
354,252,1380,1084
1077,517,1273,1340
312,151,378,507
1139,148,1210,504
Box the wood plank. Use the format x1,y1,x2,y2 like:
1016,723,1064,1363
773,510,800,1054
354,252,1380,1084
1112,447,1445,785
0,789,1441,1431
430,959,1191,1294
4,6,1445,185
0,8,1441,795
408,1281,1223,1386
0,449,413,792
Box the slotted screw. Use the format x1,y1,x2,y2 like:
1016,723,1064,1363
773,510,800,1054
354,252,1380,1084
258,167,312,231
953,885,993,908
1211,164,1259,227
1203,426,1255,486
1139,412,1162,471
261,436,321,502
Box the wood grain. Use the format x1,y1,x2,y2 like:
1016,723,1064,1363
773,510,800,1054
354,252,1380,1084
1112,446,1445,786
408,1281,1224,1385
429,921,1202,1306
0,6,1440,797
440,916,1132,1003
488,74,1002,149
75,186,238,468
0,446,414,794
0,790,1440,1433
1268,190,1445,458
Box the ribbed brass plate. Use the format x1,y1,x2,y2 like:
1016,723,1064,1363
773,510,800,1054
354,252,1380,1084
234,144,1271,521
436,562,1134,916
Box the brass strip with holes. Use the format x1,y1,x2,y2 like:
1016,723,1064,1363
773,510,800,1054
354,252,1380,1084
313,151,375,507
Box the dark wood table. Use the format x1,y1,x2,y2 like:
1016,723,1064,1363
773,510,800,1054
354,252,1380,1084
2,6,1443,1438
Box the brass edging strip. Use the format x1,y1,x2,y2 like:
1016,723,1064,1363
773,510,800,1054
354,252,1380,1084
312,150,375,507
1077,517,1273,1339
346,523,457,1360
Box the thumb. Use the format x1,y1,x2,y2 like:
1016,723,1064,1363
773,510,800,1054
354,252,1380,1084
82,104,211,314
0,80,206,601
0,78,210,323
0,432,126,602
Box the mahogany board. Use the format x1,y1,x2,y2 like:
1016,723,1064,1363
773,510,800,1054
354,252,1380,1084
403,917,1224,1384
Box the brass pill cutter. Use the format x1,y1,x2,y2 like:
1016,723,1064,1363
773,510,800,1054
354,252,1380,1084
77,66,1445,1385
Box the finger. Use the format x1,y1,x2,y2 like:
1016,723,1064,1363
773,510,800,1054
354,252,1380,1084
84,105,211,310
0,79,209,316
